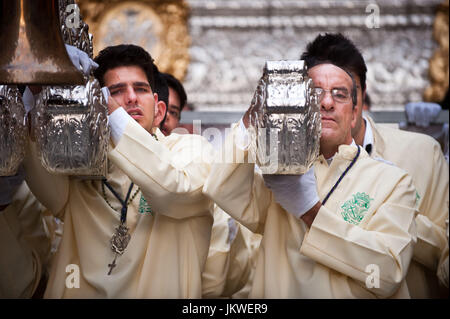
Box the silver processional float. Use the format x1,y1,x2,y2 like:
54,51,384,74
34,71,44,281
0,0,109,177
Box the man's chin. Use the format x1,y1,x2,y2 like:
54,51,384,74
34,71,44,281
320,130,340,143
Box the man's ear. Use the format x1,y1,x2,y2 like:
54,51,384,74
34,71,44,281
153,93,167,128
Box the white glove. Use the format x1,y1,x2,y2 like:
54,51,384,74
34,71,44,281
0,165,25,206
65,44,99,76
405,102,441,127
235,118,250,151
263,166,319,218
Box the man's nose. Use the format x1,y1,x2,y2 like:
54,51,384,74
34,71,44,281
125,87,138,105
321,91,334,111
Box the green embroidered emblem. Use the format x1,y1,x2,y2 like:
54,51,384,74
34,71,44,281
138,195,153,215
415,191,421,208
340,192,373,225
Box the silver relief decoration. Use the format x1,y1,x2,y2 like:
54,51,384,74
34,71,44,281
59,0,94,58
32,79,108,176
0,85,27,176
31,0,108,177
185,0,441,111
249,61,321,174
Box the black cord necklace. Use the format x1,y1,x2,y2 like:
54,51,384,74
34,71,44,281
102,132,158,275
101,180,140,223
322,145,361,206
102,179,138,275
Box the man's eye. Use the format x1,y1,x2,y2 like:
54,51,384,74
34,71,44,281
333,90,348,99
135,87,150,92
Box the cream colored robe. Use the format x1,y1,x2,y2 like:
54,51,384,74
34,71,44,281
367,116,449,298
203,124,418,298
0,182,51,298
23,120,215,298
201,205,261,298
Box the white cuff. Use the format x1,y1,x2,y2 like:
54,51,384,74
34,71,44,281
235,118,250,151
108,107,130,145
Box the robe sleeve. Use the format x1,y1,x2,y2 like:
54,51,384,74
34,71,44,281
202,123,273,234
300,173,418,298
108,119,215,219
413,140,449,281
202,207,254,298
22,139,70,219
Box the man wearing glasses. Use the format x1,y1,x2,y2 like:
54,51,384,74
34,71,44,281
203,33,418,298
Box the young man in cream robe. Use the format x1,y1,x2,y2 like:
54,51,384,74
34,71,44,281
305,33,449,298
22,44,215,298
203,41,419,298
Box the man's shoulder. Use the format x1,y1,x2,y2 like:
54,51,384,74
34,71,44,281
163,131,212,147
358,151,410,180
374,122,441,153
161,132,216,163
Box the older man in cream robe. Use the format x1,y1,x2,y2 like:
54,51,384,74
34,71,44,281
203,57,419,298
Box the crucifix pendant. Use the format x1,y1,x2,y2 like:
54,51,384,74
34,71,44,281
107,223,131,275
108,254,118,275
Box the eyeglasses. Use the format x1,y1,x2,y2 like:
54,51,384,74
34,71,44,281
314,87,352,104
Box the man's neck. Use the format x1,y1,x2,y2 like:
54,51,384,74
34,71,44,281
320,138,356,160
321,146,339,160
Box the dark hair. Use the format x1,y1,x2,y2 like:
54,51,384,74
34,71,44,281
152,64,169,107
160,72,187,115
301,33,367,104
93,44,156,89
152,64,169,126
364,92,371,108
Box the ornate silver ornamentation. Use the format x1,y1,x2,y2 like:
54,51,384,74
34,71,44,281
30,0,109,177
0,85,27,176
32,78,108,176
249,60,321,174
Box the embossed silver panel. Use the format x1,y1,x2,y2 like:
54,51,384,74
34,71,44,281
32,78,108,176
29,0,109,177
249,60,321,174
0,85,27,176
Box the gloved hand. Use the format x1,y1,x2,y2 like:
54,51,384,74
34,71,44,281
0,165,25,206
263,165,319,218
405,102,441,127
65,44,99,76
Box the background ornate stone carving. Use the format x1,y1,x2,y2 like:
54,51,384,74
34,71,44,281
75,0,446,112
424,0,449,103
185,0,444,111
77,0,191,81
